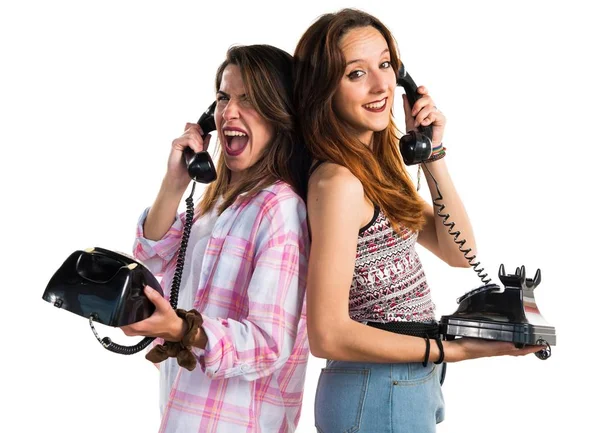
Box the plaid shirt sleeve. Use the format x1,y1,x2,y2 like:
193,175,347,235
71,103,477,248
200,194,308,381
132,207,185,277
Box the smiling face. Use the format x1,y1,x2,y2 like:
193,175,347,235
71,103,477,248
215,64,275,184
332,26,397,146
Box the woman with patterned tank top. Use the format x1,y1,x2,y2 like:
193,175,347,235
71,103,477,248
293,9,544,433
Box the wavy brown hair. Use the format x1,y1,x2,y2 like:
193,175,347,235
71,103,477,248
293,9,425,232
199,45,310,215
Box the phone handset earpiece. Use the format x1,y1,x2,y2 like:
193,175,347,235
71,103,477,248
396,64,432,166
185,101,218,183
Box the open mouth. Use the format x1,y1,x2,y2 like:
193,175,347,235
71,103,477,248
223,127,249,156
363,97,387,113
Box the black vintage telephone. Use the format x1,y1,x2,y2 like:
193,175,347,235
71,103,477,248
42,248,164,354
42,103,220,354
396,64,555,359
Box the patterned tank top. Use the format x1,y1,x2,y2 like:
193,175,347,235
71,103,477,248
350,206,436,323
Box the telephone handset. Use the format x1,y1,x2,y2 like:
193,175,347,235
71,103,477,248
396,64,433,165
399,64,555,357
184,101,218,183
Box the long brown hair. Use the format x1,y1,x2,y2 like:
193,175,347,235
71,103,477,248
199,45,310,215
293,8,425,232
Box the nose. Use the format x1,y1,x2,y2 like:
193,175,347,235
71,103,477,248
369,69,388,95
222,99,240,121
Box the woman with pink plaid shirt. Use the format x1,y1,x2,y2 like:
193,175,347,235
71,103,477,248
121,45,311,433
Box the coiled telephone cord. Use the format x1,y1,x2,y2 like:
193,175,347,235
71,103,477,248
92,183,197,354
421,163,491,285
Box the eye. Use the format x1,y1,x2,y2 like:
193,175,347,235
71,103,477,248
239,95,254,107
380,61,392,69
216,94,229,103
347,70,365,80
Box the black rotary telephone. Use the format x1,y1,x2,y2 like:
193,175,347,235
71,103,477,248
396,64,555,359
42,103,219,354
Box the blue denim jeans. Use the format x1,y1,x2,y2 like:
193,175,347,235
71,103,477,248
315,360,446,433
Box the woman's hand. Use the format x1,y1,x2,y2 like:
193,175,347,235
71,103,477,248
120,286,185,342
165,123,212,191
444,337,547,362
402,86,446,147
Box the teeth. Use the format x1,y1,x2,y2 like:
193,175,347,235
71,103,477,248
365,99,386,109
224,130,247,137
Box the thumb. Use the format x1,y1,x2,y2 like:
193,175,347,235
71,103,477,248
184,122,197,132
144,285,167,309
402,94,415,131
202,133,212,152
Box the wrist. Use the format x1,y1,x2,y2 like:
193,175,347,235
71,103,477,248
433,337,445,364
441,340,462,363
169,317,186,342
424,338,443,363
161,174,190,196
425,143,446,163
190,326,208,349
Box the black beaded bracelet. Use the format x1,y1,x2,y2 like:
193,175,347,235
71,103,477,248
434,337,445,364
422,338,431,367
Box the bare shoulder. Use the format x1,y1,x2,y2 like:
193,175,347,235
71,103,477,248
307,163,365,232
308,162,364,203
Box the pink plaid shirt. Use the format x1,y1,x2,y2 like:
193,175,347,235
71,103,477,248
133,181,310,433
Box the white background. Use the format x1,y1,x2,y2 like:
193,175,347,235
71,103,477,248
1,0,598,432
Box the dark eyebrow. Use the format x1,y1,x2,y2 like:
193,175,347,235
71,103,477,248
216,90,248,99
346,48,390,67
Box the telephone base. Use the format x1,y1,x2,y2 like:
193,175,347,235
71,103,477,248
42,247,162,327
440,317,556,347
439,264,556,351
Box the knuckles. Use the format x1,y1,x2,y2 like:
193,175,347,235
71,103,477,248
121,326,137,336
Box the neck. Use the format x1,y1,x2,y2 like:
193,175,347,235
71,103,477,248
361,134,374,150
229,170,242,186
356,129,374,149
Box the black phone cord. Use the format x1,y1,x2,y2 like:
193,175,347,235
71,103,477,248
421,163,491,285
92,182,197,354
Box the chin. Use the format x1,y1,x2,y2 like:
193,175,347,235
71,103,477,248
225,158,251,175
359,116,389,133
225,160,243,172
368,121,389,133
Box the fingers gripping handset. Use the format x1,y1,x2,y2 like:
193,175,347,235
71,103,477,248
184,101,217,183
396,64,432,165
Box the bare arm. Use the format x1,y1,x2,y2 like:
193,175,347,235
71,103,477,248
306,164,440,362
143,178,188,241
307,164,543,363
143,123,209,240
401,87,476,267
416,158,477,267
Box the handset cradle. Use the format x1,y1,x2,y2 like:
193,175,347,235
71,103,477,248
440,265,555,360
185,101,217,183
